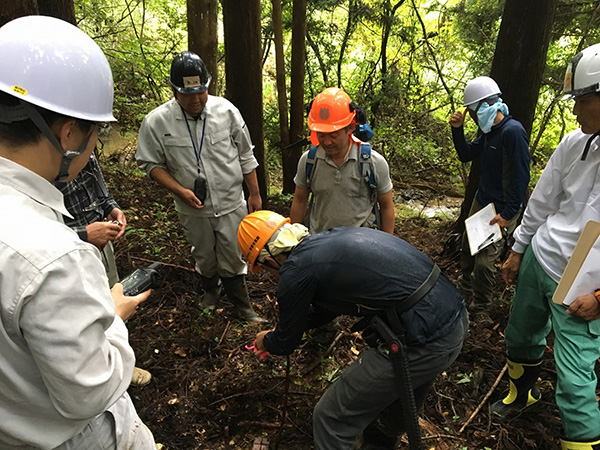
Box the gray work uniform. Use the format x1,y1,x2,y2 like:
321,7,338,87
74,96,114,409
136,96,258,277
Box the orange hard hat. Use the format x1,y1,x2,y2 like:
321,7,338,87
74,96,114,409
237,210,291,273
307,87,356,145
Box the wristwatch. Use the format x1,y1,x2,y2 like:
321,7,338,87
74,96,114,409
595,289,600,304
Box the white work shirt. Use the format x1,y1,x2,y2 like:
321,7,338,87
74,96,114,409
0,157,136,449
513,129,600,282
136,96,259,218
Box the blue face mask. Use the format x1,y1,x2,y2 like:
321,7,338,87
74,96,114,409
472,98,509,134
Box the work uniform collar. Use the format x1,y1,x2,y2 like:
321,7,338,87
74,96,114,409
0,156,71,218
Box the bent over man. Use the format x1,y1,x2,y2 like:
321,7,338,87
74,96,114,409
0,16,155,448
238,211,468,450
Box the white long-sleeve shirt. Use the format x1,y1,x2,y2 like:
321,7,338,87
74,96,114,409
513,129,600,283
0,157,137,449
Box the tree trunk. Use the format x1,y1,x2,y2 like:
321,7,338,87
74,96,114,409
222,0,267,203
187,0,218,95
38,0,75,24
283,0,307,194
490,0,558,135
272,0,290,155
1,0,75,29
454,0,558,235
371,0,405,118
1,0,38,27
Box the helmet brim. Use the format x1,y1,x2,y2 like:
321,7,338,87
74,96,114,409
240,214,290,274
562,83,600,100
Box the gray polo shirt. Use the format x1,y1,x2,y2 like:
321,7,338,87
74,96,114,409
293,141,393,233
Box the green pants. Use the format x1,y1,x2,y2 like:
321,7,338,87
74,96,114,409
505,245,600,440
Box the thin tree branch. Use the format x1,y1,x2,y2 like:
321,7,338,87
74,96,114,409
410,0,455,111
458,364,507,434
306,32,329,86
338,0,356,88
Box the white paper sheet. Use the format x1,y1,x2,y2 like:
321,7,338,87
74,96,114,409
464,203,502,256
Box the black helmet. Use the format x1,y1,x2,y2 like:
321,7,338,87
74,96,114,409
169,51,211,94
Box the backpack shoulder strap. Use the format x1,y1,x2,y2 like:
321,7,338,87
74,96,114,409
358,143,377,189
305,144,319,189
358,142,382,228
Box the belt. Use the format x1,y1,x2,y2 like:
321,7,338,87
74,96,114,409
352,263,441,333
395,263,440,315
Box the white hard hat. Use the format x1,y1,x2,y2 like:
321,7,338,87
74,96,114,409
563,43,600,99
0,15,115,122
463,76,502,107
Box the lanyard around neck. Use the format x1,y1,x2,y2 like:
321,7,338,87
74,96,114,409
181,106,207,169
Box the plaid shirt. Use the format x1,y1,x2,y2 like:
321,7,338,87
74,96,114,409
54,154,120,242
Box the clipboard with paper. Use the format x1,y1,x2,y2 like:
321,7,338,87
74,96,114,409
553,220,600,306
464,203,502,256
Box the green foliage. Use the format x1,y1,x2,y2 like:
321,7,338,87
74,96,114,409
76,0,187,129
78,0,600,194
449,0,503,71
455,372,473,384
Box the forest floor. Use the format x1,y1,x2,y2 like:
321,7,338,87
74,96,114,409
103,150,568,450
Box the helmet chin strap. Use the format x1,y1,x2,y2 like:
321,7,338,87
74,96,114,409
581,129,600,161
17,101,92,181
0,100,91,180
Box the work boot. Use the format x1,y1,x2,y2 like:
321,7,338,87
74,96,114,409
131,367,152,386
221,275,267,323
199,274,221,311
560,437,600,450
492,358,541,418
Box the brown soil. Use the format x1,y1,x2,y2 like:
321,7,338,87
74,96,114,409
106,158,566,450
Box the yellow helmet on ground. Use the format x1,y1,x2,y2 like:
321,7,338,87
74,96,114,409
238,211,290,273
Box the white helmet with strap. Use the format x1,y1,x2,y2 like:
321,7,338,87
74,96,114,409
463,76,501,108
563,43,600,161
563,43,600,99
0,16,115,180
0,15,115,122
